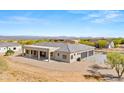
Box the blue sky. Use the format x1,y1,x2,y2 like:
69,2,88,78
0,10,124,37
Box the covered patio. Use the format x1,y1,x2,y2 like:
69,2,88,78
22,45,59,62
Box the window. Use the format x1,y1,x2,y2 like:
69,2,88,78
77,53,80,55
51,52,53,56
34,50,37,55
62,55,67,59
58,53,59,56
81,52,87,58
13,47,16,50
31,50,33,54
71,55,73,59
26,50,29,54
89,50,94,56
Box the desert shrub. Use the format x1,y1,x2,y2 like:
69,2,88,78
97,40,108,48
107,52,124,79
112,38,124,47
18,39,49,45
5,49,15,56
80,39,95,46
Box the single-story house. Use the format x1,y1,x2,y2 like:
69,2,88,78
0,42,21,53
90,39,115,49
22,42,95,63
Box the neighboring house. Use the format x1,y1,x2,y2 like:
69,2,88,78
22,42,95,63
90,39,115,49
0,42,21,54
106,41,115,49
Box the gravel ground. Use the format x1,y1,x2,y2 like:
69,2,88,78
9,56,93,73
2,56,96,82
8,56,124,82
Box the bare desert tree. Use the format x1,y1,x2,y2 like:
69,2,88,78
107,52,124,79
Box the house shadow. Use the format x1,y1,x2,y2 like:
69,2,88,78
83,64,123,81
89,64,109,70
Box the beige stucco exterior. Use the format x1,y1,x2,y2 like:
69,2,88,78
69,49,95,63
0,46,22,55
52,51,70,62
22,45,95,63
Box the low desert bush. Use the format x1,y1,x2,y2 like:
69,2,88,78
5,49,15,56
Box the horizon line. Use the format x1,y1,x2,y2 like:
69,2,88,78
0,35,122,38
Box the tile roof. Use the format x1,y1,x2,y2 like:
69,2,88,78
0,42,20,47
34,42,95,53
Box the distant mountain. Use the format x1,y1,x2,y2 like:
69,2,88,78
0,36,80,40
0,36,114,40
0,36,45,40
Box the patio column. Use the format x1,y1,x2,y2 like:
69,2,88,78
93,50,95,55
38,51,40,60
29,49,31,57
87,51,89,57
48,49,50,62
22,46,24,56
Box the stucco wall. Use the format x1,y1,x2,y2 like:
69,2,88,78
23,48,95,63
53,50,94,63
69,52,81,63
54,51,70,63
24,49,71,63
69,49,95,63
0,46,22,53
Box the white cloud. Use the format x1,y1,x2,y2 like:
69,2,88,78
88,14,100,18
0,16,49,25
85,10,123,23
68,10,123,23
9,16,41,23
